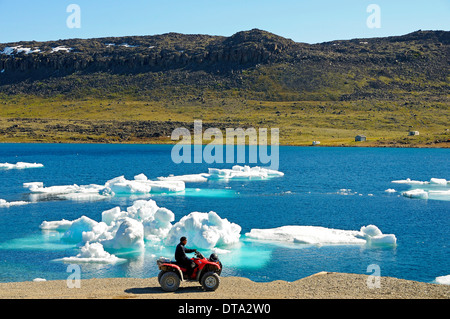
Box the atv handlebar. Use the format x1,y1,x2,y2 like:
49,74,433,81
194,250,204,259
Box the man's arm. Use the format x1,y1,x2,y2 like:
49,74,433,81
185,247,197,254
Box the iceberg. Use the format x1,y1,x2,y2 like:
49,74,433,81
246,224,396,247
101,217,145,251
42,199,241,263
41,199,173,247
0,162,44,169
165,211,242,249
101,199,175,241
61,216,99,243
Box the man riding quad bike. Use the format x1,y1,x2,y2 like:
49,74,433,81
157,236,222,292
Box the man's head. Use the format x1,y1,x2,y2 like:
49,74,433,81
180,236,187,245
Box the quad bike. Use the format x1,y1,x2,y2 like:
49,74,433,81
157,251,222,292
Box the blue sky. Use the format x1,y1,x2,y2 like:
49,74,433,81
0,0,448,43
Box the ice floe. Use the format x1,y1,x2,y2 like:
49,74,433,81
23,174,185,200
0,162,44,169
157,165,284,182
392,178,448,185
158,173,210,183
0,199,30,208
434,275,450,285
245,224,396,247
208,165,284,180
401,189,429,199
393,177,450,201
24,166,282,201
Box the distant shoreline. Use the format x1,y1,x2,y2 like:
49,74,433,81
0,272,448,299
1,140,449,148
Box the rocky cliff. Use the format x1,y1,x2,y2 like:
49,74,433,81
0,29,448,101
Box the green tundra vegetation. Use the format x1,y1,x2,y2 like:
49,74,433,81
0,29,448,146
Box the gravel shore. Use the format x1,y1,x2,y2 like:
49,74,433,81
0,272,448,299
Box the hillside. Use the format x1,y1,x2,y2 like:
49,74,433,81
0,29,449,146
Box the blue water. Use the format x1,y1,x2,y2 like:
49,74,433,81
0,143,448,283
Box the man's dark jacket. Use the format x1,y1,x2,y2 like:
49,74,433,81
175,242,196,264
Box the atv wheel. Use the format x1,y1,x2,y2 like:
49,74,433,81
160,271,181,292
201,272,220,291
158,270,165,284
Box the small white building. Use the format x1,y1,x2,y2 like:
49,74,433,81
409,131,419,136
312,141,321,146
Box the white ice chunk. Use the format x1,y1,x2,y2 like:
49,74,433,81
134,173,148,181
24,175,184,199
0,162,43,169
165,211,241,249
57,242,126,264
100,199,175,242
246,224,396,246
157,173,210,183
360,225,382,237
392,177,448,185
39,219,73,231
105,176,151,194
143,180,185,193
208,165,284,180
392,178,428,184
0,199,30,207
101,207,124,226
101,217,145,251
61,216,99,243
435,275,450,285
360,225,397,246
81,221,112,243
142,207,175,241
384,188,396,193
402,189,429,199
246,226,365,245
430,178,448,185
